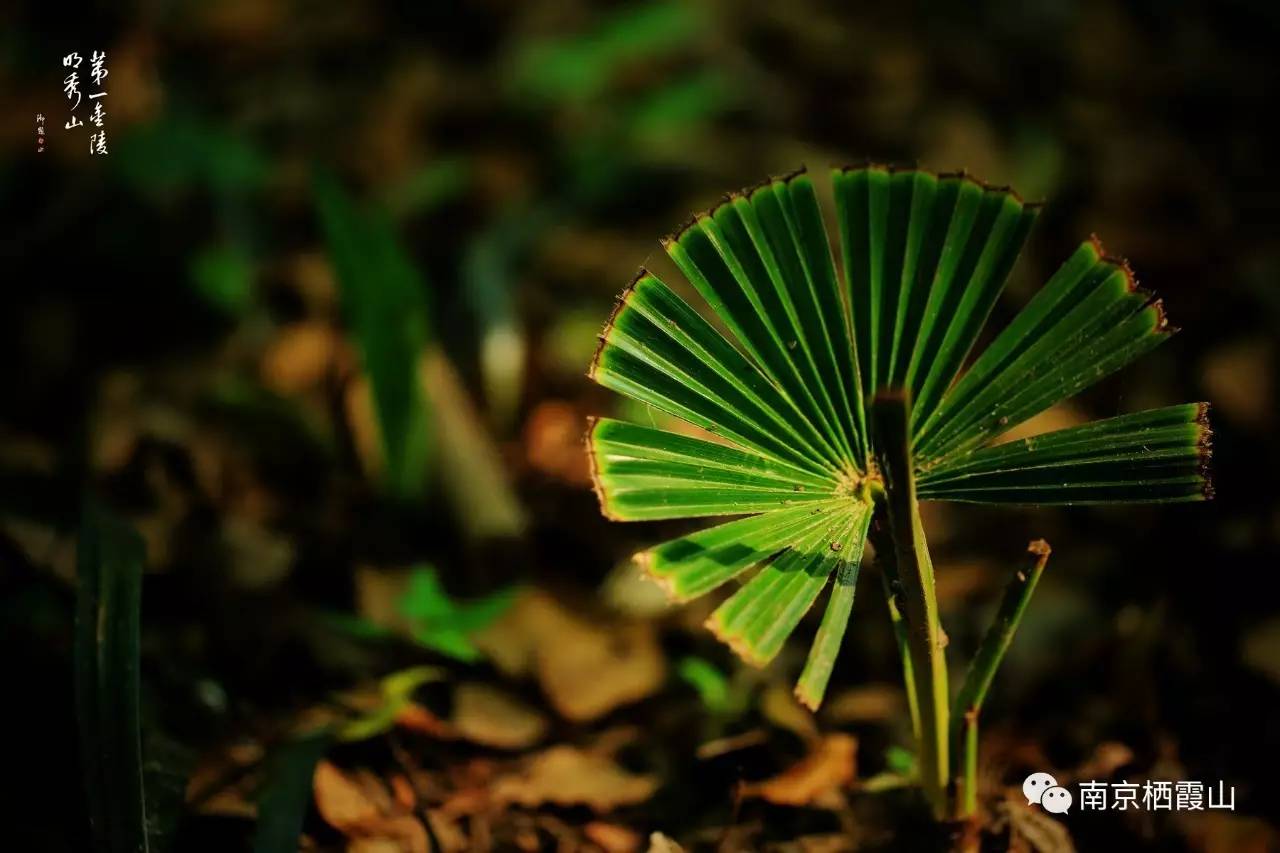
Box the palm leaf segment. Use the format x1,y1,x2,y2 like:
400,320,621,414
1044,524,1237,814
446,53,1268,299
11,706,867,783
587,166,1212,708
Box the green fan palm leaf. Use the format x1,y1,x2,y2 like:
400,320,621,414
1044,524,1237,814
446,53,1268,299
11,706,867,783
586,164,1211,717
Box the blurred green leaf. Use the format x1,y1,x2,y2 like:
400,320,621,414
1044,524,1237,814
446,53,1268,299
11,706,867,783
252,733,331,853
625,71,734,140
885,745,917,775
190,243,254,316
397,565,516,662
315,173,432,500
511,1,703,103
676,656,728,710
75,502,175,853
338,665,445,742
116,116,267,197
383,158,470,219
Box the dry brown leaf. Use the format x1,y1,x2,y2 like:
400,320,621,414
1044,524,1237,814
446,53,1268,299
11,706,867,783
424,350,527,539
1200,339,1272,429
537,620,664,723
741,734,857,807
389,774,416,812
344,816,428,853
393,704,456,739
314,761,428,853
821,683,905,725
314,761,384,833
695,729,769,761
345,375,384,483
1002,792,1076,853
583,821,643,853
261,321,340,394
524,400,591,484
492,745,659,813
771,835,856,853
1176,811,1279,853
452,682,548,750
393,683,547,751
473,590,665,722
425,809,471,853
1071,741,1135,781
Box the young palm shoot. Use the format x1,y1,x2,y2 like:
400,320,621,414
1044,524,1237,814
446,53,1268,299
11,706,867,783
585,165,1212,820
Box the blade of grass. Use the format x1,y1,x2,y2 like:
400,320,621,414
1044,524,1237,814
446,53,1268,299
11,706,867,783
251,733,332,853
76,502,149,853
315,173,432,501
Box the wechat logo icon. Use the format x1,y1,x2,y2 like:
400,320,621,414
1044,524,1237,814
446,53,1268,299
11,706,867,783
1024,771,1072,814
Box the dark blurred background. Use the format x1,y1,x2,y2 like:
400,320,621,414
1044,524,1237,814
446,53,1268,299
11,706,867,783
2,1,1278,850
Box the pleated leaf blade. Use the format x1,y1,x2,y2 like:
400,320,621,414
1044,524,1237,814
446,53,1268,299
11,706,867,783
586,164,1212,708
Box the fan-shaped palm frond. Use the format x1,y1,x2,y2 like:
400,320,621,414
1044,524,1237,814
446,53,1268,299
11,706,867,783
587,166,1211,715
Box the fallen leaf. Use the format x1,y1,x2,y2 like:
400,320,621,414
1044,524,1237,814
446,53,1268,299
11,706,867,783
741,734,857,807
261,321,341,394
584,821,643,853
492,746,659,812
774,835,856,852
425,350,527,539
451,682,548,750
1176,811,1279,853
1002,791,1076,853
473,590,665,722
348,840,403,853
1071,741,1135,781
695,729,769,761
821,683,904,725
313,761,429,853
1201,339,1272,429
345,816,428,853
524,400,591,483
313,761,383,833
389,775,415,812
393,682,547,751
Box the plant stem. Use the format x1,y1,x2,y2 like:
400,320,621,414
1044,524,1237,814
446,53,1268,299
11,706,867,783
870,392,950,819
951,539,1052,819
870,524,921,742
